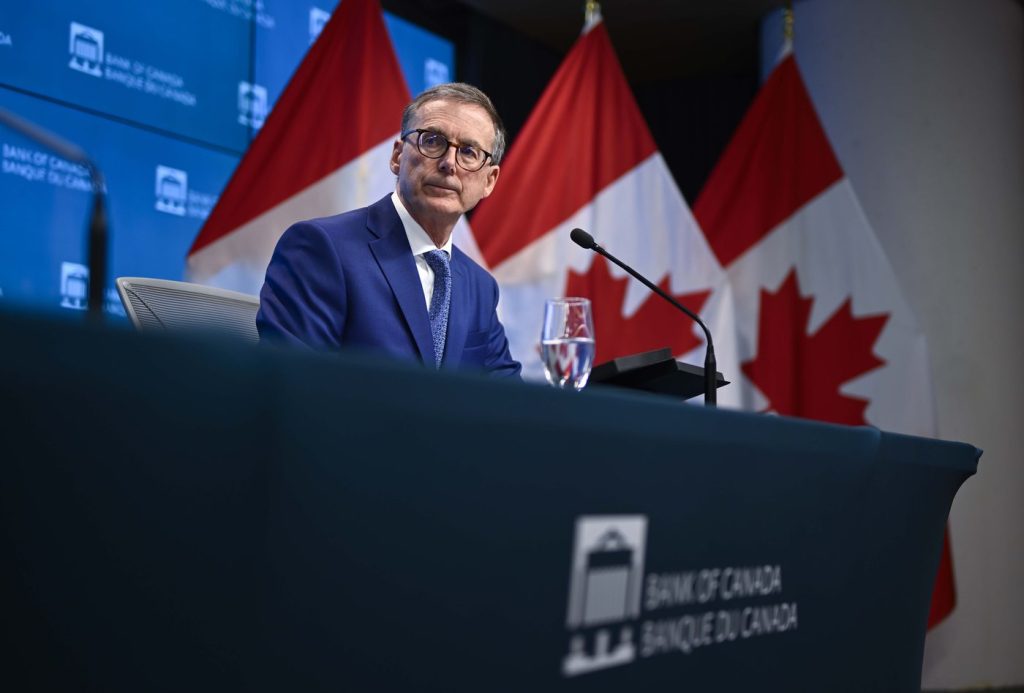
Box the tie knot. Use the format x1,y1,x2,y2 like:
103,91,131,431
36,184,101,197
423,249,450,276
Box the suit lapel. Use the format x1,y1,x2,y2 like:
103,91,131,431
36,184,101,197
367,198,434,364
442,252,470,369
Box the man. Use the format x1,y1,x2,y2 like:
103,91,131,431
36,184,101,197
257,83,521,378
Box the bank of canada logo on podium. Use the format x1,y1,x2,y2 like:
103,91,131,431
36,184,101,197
68,22,103,77
155,166,188,216
563,515,647,677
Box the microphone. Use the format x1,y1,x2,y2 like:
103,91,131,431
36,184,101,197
0,107,108,321
570,228,718,406
569,228,597,250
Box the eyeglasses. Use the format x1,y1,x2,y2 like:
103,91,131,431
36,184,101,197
401,129,493,172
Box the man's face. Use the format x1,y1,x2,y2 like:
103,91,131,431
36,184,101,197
390,99,500,233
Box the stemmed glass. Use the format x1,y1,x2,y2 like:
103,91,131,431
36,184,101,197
541,297,595,391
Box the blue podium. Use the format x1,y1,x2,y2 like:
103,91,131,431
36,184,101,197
0,310,979,692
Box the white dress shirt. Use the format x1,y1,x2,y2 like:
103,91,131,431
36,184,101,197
390,192,453,311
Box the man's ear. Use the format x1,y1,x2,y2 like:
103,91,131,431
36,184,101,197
389,140,402,175
481,164,500,198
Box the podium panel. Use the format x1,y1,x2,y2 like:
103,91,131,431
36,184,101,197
0,311,979,692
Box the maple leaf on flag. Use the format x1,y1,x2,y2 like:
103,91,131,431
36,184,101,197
565,256,710,364
742,269,889,425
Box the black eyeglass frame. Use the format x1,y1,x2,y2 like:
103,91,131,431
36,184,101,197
400,128,494,172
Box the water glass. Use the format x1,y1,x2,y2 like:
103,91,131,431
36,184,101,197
541,297,595,390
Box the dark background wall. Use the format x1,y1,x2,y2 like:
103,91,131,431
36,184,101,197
382,0,763,203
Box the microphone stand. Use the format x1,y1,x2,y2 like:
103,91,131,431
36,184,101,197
0,107,108,321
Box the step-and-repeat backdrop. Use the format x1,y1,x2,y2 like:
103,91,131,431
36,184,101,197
0,1,453,316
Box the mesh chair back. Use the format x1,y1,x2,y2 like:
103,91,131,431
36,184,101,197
116,277,260,343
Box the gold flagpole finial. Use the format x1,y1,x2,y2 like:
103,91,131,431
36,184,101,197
783,1,794,44
584,1,602,33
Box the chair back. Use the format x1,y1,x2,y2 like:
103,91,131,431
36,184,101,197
116,277,260,343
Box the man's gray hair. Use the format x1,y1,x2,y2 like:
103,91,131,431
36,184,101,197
401,82,507,165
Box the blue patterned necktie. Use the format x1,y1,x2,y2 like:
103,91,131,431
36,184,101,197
423,249,451,369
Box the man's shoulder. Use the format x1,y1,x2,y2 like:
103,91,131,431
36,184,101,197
288,195,396,241
298,207,368,234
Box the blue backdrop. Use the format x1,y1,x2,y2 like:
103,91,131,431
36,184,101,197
0,0,454,318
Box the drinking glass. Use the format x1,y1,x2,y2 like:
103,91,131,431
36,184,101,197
541,297,595,391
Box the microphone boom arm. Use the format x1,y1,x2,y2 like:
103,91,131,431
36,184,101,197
571,228,718,406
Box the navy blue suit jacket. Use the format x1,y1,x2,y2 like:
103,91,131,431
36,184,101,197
257,195,521,378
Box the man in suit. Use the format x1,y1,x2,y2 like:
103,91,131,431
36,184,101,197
257,83,521,378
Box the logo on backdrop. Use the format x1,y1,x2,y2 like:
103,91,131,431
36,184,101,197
424,58,450,88
237,81,268,130
309,7,331,44
66,21,196,106
68,22,104,77
0,29,12,47
58,261,125,315
563,515,647,676
60,262,90,310
155,165,188,216
152,164,216,219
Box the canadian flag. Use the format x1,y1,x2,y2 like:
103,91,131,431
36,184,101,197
471,16,723,380
186,0,410,294
693,52,954,627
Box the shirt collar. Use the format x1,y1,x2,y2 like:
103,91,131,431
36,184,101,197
391,192,453,258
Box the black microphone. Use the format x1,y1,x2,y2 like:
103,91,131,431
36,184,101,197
570,228,718,406
0,107,108,321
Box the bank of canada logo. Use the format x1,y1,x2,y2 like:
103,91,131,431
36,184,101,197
424,58,449,88
309,7,330,44
155,165,187,216
60,261,89,310
563,515,647,677
68,22,103,77
238,81,268,130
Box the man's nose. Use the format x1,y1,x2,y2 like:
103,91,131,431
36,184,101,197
437,146,458,173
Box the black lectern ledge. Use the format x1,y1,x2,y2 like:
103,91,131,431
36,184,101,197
0,310,979,693
590,347,728,401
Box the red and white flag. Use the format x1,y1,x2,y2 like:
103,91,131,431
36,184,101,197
693,52,954,627
186,0,410,294
471,15,723,381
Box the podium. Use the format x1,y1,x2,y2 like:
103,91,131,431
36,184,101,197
0,310,979,692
